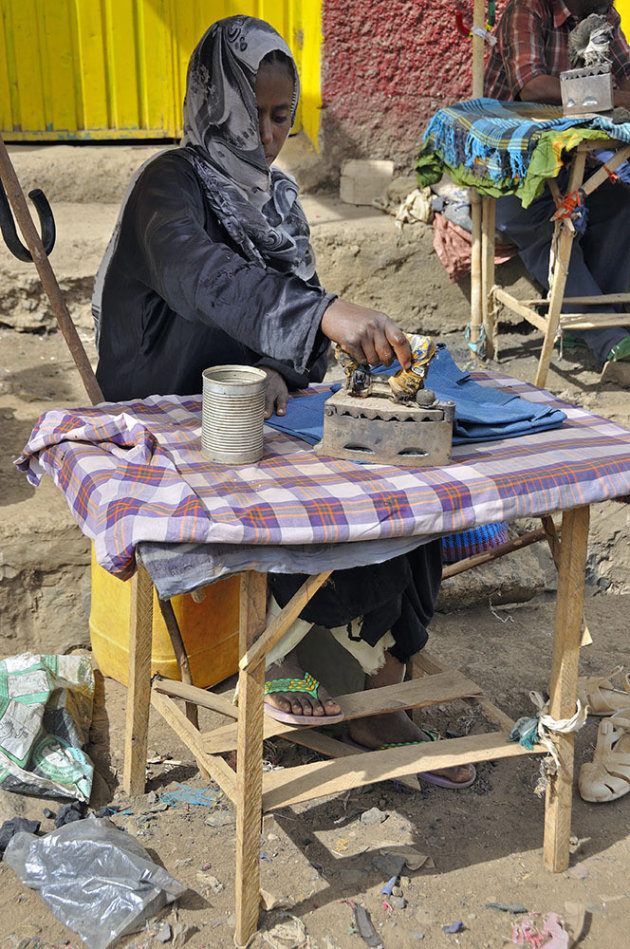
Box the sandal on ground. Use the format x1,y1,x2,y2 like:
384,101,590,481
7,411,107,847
263,672,344,726
579,711,630,803
344,731,476,790
577,667,630,716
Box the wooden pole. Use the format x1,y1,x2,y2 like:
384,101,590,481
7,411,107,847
123,564,154,796
543,505,589,872
468,0,486,356
234,570,267,947
535,148,587,388
441,526,546,579
0,134,103,405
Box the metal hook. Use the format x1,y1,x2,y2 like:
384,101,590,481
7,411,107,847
0,180,56,261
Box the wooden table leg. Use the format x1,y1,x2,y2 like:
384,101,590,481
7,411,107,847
482,196,497,360
234,570,267,947
469,188,483,356
543,505,589,871
123,564,154,796
535,150,587,389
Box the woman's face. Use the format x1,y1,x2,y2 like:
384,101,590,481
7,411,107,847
255,61,294,166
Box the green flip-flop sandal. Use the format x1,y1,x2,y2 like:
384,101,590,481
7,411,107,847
264,672,344,725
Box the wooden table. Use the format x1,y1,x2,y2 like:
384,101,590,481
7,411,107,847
123,506,588,945
17,375,630,946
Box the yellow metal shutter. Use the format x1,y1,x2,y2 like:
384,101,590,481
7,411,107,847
0,0,322,145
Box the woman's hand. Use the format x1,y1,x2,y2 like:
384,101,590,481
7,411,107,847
260,367,289,418
320,300,412,369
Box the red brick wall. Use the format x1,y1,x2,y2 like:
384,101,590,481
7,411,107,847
320,0,489,167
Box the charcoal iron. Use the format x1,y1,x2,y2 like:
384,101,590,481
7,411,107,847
315,335,454,467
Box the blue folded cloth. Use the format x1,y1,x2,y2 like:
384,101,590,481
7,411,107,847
266,344,566,446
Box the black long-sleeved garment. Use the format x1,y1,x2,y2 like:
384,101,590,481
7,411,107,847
94,149,442,661
95,149,333,402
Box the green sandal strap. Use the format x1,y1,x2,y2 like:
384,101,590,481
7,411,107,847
380,730,437,750
264,672,320,699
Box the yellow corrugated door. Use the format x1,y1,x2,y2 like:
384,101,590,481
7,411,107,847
0,0,322,144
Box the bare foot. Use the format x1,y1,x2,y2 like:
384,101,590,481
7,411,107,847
348,651,475,787
265,653,342,718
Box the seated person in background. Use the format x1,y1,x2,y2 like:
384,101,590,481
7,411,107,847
93,15,475,788
485,0,630,366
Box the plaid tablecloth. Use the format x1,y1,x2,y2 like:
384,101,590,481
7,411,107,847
15,371,630,581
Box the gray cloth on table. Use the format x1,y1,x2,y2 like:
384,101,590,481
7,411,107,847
137,534,433,600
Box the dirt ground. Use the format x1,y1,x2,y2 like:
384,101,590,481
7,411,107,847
1,137,630,949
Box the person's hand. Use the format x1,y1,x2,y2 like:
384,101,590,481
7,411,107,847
260,367,289,418
320,300,412,369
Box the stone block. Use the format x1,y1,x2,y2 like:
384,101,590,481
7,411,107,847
339,159,395,206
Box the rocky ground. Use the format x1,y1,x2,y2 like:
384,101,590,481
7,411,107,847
1,137,630,948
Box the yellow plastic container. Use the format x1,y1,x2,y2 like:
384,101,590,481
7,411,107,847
89,547,240,689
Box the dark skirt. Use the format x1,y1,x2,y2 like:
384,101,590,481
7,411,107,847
268,539,443,664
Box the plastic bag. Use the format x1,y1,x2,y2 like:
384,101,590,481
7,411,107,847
0,652,94,800
4,815,186,949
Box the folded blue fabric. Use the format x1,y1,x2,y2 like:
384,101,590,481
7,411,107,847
266,345,566,446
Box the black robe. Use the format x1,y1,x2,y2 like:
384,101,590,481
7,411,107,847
95,150,442,661
95,149,331,402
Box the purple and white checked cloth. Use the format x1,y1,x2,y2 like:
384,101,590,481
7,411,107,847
15,372,630,581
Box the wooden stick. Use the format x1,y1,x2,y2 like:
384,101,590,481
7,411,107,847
482,197,498,359
469,189,483,353
0,134,103,405
234,571,267,947
543,506,589,872
441,527,546,579
492,287,550,334
123,564,154,797
150,689,237,802
579,143,630,197
557,313,630,329
506,293,630,307
157,598,199,727
152,676,238,719
409,651,516,733
262,731,542,811
239,570,331,671
471,0,485,98
467,0,485,360
535,149,587,388
202,670,482,753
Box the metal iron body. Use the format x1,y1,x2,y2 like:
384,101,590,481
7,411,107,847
315,336,454,467
560,64,613,116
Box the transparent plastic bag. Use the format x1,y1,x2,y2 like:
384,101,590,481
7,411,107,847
4,815,186,949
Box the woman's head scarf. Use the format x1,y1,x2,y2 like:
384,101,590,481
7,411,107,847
180,16,315,279
93,16,315,347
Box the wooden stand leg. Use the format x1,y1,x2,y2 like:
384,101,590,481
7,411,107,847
123,564,154,796
234,571,267,947
158,598,199,727
535,151,587,388
543,505,589,871
469,188,483,356
482,196,497,360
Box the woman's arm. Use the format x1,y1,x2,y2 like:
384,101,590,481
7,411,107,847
123,153,412,373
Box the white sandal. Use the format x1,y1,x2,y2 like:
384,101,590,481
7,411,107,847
577,667,630,716
579,711,630,803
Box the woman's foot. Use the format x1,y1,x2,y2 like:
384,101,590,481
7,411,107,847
265,653,342,719
347,651,475,788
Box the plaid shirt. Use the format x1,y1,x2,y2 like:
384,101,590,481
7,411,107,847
485,0,630,99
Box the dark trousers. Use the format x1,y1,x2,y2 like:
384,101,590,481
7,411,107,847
495,175,630,363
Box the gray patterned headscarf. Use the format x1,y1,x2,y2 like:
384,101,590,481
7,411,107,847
181,15,316,280
93,15,315,347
